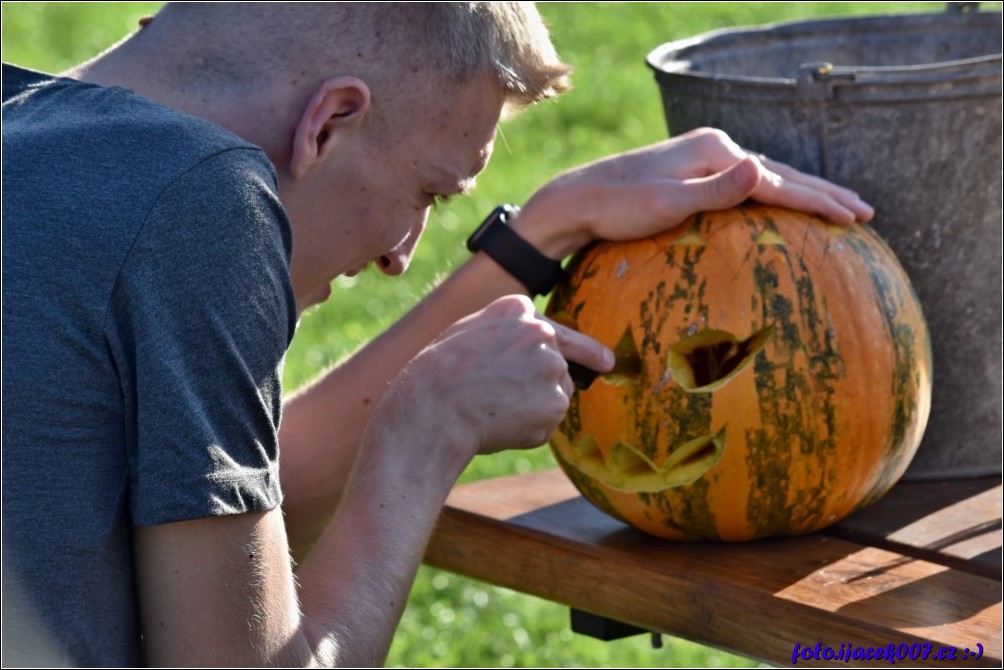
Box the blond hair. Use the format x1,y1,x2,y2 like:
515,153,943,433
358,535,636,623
382,3,573,110
153,3,571,114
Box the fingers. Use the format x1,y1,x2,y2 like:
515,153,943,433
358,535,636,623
490,299,614,415
500,299,578,448
672,128,874,225
688,153,873,226
484,295,592,397
518,128,874,257
489,297,614,376
418,295,576,453
753,155,875,224
672,155,762,217
545,317,615,374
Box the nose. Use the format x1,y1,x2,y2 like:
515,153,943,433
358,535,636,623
377,217,425,277
377,250,408,277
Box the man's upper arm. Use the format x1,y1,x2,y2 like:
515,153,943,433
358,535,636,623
133,508,311,667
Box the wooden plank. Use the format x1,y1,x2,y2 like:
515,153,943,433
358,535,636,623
446,468,580,517
428,470,1002,667
829,477,1002,579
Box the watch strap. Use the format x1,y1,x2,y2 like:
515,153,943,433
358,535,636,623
467,206,569,296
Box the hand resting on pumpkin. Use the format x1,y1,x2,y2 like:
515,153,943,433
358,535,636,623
510,127,875,261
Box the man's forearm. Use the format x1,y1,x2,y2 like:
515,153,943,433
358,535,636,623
293,395,472,666
279,250,532,558
291,298,581,665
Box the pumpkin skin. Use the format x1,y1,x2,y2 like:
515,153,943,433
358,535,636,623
545,203,932,541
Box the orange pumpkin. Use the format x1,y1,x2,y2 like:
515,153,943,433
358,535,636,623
546,204,932,540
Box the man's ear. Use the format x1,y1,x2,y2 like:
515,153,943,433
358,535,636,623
290,76,372,180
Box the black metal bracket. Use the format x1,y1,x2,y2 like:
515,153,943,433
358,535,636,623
570,609,664,649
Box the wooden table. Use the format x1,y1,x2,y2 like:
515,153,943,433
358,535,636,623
424,469,1001,667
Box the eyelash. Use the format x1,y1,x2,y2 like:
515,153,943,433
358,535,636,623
426,193,454,208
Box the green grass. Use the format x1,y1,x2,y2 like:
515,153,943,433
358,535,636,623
3,2,935,666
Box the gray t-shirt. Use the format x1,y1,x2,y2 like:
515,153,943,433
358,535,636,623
2,64,296,666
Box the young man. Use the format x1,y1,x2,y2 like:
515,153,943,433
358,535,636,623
2,4,872,666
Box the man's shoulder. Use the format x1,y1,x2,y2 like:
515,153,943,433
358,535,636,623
3,62,274,185
2,65,290,314
96,88,272,184
2,63,52,102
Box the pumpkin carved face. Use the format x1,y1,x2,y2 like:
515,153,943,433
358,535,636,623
546,204,932,541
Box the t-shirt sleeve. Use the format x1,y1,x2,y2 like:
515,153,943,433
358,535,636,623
105,148,296,526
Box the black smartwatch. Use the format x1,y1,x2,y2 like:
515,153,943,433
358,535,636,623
466,205,569,297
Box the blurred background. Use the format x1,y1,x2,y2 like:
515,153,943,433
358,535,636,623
3,2,933,667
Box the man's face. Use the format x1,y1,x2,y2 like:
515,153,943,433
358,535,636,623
282,74,505,311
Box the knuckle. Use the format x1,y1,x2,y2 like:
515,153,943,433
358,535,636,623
553,390,571,416
488,294,533,317
516,314,557,346
692,127,732,147
534,317,558,342
510,294,536,313
704,126,730,141
697,128,745,164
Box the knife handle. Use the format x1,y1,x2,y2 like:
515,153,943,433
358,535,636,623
566,361,599,390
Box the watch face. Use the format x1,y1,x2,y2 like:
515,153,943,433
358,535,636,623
467,205,512,251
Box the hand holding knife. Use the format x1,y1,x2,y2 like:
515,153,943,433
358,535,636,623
549,312,642,391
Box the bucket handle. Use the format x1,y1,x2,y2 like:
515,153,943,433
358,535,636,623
796,62,854,101
793,2,1001,99
797,53,1002,101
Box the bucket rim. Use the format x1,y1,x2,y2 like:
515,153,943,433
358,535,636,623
646,10,1003,84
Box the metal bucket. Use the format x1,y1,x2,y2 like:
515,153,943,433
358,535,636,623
647,5,1002,480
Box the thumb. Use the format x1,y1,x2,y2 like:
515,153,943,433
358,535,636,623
681,155,762,213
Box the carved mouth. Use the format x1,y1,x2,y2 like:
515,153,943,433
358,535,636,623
553,428,727,493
